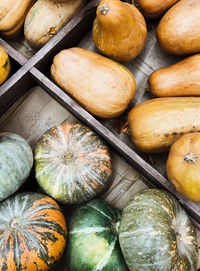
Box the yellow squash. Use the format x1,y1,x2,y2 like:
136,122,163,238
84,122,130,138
128,97,200,153
156,0,200,55
51,47,136,118
0,46,10,85
92,0,147,62
166,133,200,201
149,54,200,97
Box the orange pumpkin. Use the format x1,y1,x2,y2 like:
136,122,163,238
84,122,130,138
92,0,147,62
166,133,200,201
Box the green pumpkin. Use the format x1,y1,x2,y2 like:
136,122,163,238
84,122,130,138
34,123,112,204
66,199,128,271
119,189,198,271
0,133,33,201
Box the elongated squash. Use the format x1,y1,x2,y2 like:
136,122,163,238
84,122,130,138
51,47,136,118
128,97,200,153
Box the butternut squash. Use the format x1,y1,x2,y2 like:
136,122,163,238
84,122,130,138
149,54,200,97
0,0,35,37
133,0,179,18
24,0,85,49
128,97,200,153
156,0,200,55
0,46,10,85
51,47,136,118
92,0,147,62
166,133,200,201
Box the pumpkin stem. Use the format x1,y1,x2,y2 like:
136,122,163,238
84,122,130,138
99,4,109,15
184,152,198,164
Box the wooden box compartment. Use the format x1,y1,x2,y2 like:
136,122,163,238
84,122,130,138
0,1,200,268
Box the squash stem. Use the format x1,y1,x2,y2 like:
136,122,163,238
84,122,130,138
99,4,109,15
184,152,198,164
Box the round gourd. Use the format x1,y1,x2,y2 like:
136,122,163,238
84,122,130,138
0,46,10,85
0,192,67,270
34,123,112,204
66,199,128,271
166,133,200,201
0,133,33,201
119,189,198,271
92,0,147,62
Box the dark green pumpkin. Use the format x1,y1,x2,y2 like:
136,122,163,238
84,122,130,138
66,199,128,271
0,133,33,201
119,189,198,271
0,192,67,271
34,123,112,204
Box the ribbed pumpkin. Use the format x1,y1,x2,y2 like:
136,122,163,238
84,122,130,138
66,199,128,271
0,192,67,271
119,189,198,271
0,46,10,85
0,133,33,201
34,123,112,204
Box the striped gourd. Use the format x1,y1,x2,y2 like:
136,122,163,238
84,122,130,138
119,189,198,271
66,199,128,271
0,192,67,270
0,133,33,201
34,123,112,204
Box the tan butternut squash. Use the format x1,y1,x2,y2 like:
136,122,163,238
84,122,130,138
0,0,35,37
92,0,147,62
51,47,136,118
24,0,85,49
134,0,179,18
149,54,200,97
128,97,200,153
156,0,200,55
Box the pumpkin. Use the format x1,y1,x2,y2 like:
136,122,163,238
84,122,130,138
128,97,200,153
92,0,147,62
0,0,35,37
0,46,10,85
133,0,179,18
119,189,198,271
0,192,67,270
34,123,112,204
166,133,200,201
24,0,85,49
66,199,128,271
51,47,136,118
0,133,33,201
149,54,200,97
156,0,200,55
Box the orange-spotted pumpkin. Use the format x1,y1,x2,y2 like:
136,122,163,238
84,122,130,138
166,132,200,201
34,123,112,204
0,192,67,270
0,46,10,85
92,0,147,62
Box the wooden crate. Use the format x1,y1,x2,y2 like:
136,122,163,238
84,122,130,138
0,0,200,269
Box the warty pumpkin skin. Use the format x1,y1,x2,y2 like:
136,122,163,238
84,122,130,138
166,133,200,201
149,54,200,97
0,192,67,271
66,199,128,271
92,0,147,62
34,123,112,204
133,0,179,18
0,133,33,201
119,189,198,271
128,97,200,153
24,0,85,49
0,0,35,37
51,47,136,118
156,0,200,55
0,46,10,85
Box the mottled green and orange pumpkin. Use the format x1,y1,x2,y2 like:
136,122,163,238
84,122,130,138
66,199,128,271
34,123,112,204
0,192,67,271
119,189,198,271
0,133,33,201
